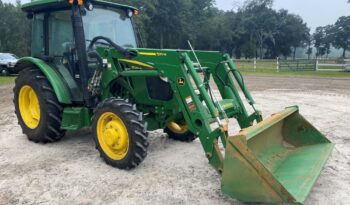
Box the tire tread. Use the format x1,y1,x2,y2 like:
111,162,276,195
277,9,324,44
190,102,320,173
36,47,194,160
92,98,149,169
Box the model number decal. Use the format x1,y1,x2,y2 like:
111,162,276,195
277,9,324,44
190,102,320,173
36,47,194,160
186,96,195,110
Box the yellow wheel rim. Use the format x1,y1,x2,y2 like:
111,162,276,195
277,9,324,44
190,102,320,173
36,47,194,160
167,121,188,134
97,112,129,160
18,85,41,129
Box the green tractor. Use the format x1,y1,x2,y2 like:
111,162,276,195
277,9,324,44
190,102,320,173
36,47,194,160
14,0,334,203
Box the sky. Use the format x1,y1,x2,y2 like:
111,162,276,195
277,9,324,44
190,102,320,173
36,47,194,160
3,0,350,32
216,0,350,31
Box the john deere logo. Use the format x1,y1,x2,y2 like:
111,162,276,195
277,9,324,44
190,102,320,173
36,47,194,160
178,78,185,86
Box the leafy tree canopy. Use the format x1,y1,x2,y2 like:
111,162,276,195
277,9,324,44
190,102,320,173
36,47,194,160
0,0,348,59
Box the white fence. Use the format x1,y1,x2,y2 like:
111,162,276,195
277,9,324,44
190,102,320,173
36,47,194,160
316,59,350,72
235,58,350,72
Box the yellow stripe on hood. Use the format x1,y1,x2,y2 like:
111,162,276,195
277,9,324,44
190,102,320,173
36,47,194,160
119,59,155,69
139,52,157,56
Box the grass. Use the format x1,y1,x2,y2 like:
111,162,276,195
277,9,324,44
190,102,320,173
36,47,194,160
318,65,347,70
241,70,350,78
0,76,16,85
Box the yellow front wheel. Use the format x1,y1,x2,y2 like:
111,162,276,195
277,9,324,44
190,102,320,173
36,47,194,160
96,112,130,161
93,98,148,169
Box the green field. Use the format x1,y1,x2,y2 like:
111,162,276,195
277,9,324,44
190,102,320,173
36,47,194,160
0,76,16,85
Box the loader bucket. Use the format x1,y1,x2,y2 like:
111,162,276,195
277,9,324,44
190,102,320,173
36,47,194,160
221,106,334,203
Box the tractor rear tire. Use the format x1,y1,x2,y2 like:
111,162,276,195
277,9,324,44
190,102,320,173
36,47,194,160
13,68,65,143
92,98,149,169
165,121,197,142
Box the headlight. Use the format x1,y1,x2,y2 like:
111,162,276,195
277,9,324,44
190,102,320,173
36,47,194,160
84,0,94,11
127,9,133,17
87,3,93,11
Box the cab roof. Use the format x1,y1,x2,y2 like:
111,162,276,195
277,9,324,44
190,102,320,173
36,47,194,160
22,0,137,13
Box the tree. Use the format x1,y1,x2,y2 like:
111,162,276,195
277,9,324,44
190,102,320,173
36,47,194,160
273,11,309,59
330,16,350,58
306,38,313,60
242,0,277,59
287,15,309,59
313,26,332,58
0,0,31,57
243,0,274,8
223,9,256,58
323,25,333,58
0,0,316,60
115,0,219,50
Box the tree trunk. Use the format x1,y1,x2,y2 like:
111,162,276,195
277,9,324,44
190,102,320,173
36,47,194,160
293,47,297,60
343,48,346,58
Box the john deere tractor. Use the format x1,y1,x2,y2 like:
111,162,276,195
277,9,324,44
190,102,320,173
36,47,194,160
14,0,334,203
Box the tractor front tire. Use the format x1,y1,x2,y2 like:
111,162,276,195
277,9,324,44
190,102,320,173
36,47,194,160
14,68,65,143
165,121,197,142
92,98,149,169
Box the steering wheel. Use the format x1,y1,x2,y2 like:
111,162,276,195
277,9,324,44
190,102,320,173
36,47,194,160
86,39,110,47
87,36,138,59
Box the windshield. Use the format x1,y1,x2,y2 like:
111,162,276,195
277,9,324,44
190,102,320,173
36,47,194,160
83,8,137,48
0,54,18,60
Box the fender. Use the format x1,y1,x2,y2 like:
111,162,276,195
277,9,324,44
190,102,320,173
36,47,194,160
15,57,72,104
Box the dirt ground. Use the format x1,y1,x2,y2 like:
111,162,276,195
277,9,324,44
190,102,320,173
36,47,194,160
0,75,349,205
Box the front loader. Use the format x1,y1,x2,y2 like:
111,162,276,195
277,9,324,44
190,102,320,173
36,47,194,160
14,0,333,203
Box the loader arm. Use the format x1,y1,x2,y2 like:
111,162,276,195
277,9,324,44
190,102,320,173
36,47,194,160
174,53,263,170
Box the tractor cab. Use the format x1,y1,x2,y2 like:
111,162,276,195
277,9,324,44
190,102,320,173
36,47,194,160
22,0,139,102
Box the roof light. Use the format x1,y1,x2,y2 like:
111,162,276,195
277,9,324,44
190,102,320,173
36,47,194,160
68,0,84,6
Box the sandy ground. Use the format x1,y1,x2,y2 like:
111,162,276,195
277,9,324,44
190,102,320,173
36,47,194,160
0,75,349,205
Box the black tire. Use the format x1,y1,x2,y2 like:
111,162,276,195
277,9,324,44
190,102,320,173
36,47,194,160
164,122,197,142
92,98,149,169
0,66,10,76
13,68,65,143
